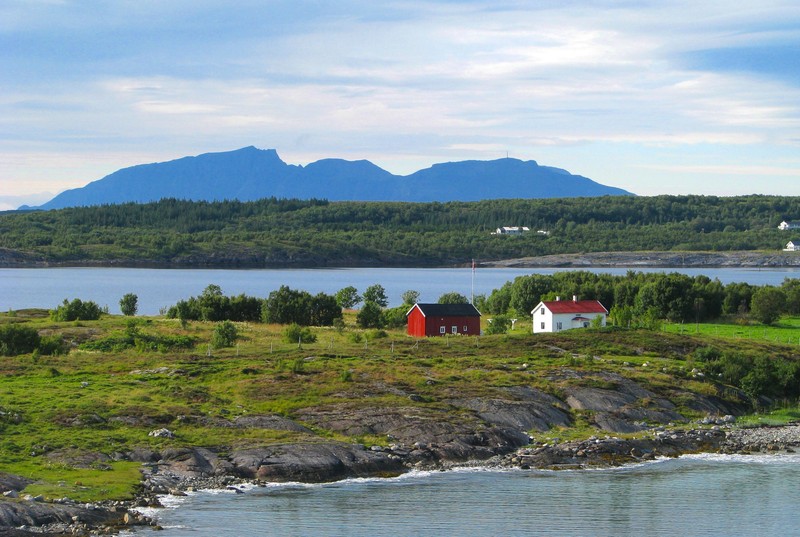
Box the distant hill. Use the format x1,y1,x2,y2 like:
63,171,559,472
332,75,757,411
23,147,633,210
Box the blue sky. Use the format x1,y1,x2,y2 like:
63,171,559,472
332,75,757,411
2,0,800,209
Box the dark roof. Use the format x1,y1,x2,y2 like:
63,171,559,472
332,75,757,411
407,303,481,317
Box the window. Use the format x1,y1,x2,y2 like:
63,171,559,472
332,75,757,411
451,326,458,334
540,322,545,330
439,326,446,334
540,307,545,315
463,325,468,332
556,322,562,330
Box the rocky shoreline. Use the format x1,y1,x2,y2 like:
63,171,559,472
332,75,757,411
483,250,800,268
4,422,799,535
3,249,800,270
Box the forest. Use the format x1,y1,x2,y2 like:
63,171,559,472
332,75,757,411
1,194,799,266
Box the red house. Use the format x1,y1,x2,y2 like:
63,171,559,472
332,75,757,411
406,303,482,337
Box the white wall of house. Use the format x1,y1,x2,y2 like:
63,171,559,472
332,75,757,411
531,303,607,333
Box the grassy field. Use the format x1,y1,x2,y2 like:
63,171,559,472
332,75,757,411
664,316,800,346
2,310,800,501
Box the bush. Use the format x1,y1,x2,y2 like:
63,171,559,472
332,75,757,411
356,301,385,329
119,293,138,316
284,323,317,344
485,314,511,335
38,334,67,356
51,298,103,321
211,320,239,349
0,324,40,356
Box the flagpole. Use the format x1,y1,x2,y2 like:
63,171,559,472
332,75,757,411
471,259,475,304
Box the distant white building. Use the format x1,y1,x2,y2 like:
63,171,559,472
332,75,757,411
784,240,800,252
494,226,530,235
779,221,800,231
531,296,608,333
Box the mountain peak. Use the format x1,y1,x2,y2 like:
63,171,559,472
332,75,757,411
25,148,634,210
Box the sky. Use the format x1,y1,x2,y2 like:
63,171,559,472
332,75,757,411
2,0,800,210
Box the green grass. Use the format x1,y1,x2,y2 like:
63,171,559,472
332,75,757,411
2,311,800,501
737,406,800,427
664,316,800,346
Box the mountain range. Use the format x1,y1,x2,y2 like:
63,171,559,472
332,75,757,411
24,146,633,210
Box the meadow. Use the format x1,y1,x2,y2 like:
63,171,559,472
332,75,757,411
2,309,800,501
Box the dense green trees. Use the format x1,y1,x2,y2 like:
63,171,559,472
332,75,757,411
3,195,799,267
483,271,800,325
166,285,261,322
261,286,342,326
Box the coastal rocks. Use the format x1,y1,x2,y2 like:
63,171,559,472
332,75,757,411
507,428,727,470
230,442,405,482
0,474,31,494
487,251,800,269
294,405,529,463
722,424,800,453
148,428,175,438
554,371,687,433
448,394,571,432
0,499,145,535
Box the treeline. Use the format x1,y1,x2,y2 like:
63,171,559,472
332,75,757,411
2,195,800,266
478,271,800,326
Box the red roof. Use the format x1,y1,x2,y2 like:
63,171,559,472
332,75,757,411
541,300,607,314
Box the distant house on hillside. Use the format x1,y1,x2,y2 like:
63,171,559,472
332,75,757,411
779,221,800,230
531,297,608,333
406,303,481,337
784,240,800,252
494,226,530,235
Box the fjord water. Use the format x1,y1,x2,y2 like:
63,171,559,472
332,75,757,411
2,266,798,315
136,454,800,537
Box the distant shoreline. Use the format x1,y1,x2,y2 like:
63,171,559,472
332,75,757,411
3,250,800,270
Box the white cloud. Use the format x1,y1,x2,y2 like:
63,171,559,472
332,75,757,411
1,0,799,198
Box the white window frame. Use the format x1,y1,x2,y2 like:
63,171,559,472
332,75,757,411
440,326,446,334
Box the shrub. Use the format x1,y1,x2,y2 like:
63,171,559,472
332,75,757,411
119,293,138,316
0,324,40,356
50,298,103,321
485,314,511,335
212,320,239,349
283,323,317,344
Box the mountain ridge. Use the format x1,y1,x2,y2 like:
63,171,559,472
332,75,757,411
23,146,634,210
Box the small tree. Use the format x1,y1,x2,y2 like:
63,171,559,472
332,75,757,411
335,286,362,309
401,289,420,305
437,292,469,304
363,284,388,308
119,293,138,316
211,320,238,349
750,286,786,325
357,301,385,329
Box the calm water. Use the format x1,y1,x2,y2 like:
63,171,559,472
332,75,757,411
2,266,799,315
131,454,800,537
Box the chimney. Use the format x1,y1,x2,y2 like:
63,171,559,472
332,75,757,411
573,295,578,302
555,296,560,301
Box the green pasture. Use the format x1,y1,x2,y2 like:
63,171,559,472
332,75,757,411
664,316,800,346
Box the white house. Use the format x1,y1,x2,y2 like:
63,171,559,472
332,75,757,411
494,226,530,235
779,221,800,231
784,240,800,252
531,296,608,333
